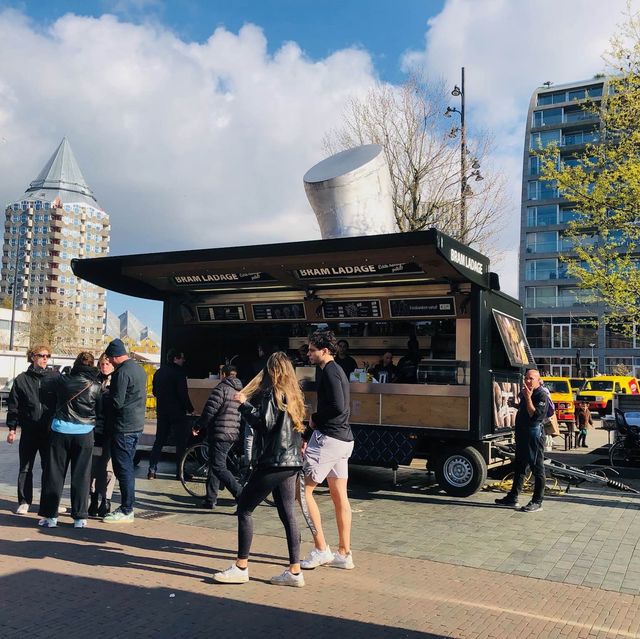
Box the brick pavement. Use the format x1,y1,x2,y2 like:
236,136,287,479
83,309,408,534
2,498,640,639
3,416,640,636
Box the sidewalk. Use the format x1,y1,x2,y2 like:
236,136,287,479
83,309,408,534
2,418,640,637
2,497,640,639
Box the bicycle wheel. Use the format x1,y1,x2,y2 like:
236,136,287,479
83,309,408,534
226,440,245,484
180,442,209,498
609,439,629,468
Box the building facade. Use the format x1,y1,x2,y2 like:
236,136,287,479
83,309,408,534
520,78,640,378
1,138,109,352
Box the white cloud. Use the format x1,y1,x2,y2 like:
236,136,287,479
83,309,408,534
403,0,631,296
0,11,378,256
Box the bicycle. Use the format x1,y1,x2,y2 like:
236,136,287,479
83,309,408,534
609,408,640,468
179,439,245,498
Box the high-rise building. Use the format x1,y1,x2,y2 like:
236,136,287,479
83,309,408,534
519,78,640,378
1,138,110,352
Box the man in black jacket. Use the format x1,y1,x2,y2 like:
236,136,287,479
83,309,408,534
301,331,355,571
6,345,58,514
103,339,147,523
194,365,243,508
148,348,194,480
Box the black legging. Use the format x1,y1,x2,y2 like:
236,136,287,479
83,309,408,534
237,466,300,564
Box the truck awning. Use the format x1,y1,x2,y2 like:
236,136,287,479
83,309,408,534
72,229,492,301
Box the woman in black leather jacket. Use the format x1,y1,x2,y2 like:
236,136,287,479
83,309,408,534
213,352,306,588
38,351,102,529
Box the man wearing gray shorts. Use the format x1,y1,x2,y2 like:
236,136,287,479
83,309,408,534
301,331,355,570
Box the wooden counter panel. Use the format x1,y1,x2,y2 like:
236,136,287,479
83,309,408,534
350,393,381,424
381,395,469,430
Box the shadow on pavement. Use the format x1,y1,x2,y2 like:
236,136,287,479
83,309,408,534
0,570,441,638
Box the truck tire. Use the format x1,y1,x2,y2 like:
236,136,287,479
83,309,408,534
435,446,487,497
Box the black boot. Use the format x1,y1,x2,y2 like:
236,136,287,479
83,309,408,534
97,498,111,518
88,493,99,517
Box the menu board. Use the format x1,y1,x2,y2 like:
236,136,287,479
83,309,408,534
252,303,306,321
389,296,456,318
322,299,382,319
197,304,246,322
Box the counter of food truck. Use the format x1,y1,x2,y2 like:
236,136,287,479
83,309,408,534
304,381,469,431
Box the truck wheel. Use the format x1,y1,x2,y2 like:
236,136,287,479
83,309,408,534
435,446,487,497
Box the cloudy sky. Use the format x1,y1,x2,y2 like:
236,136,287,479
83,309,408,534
0,0,632,333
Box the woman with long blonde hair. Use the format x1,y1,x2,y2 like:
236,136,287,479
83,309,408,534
213,351,306,587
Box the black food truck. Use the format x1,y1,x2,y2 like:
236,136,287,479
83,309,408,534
73,229,534,497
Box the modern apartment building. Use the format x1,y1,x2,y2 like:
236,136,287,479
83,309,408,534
519,78,640,378
1,138,110,352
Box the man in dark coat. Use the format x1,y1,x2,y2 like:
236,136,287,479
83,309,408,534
6,345,58,514
148,348,194,479
194,365,243,508
103,338,147,523
495,368,549,513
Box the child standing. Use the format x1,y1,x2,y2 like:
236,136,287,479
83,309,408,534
576,402,593,447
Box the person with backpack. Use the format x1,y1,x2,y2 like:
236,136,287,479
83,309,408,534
494,368,549,513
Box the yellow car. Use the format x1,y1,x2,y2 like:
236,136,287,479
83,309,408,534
576,375,640,416
542,376,575,426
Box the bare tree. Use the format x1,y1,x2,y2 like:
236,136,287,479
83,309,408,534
322,76,507,253
29,302,85,355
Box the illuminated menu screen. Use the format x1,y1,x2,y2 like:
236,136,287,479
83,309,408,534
389,297,456,318
252,303,306,321
197,305,246,322
322,299,382,319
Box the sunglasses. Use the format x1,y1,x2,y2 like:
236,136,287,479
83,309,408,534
35,353,50,358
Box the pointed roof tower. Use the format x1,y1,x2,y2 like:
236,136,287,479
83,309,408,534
19,137,99,208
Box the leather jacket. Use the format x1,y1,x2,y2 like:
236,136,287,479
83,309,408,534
238,390,302,468
53,365,102,426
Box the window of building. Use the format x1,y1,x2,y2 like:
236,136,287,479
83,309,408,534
562,127,599,146
525,286,557,308
526,231,557,253
532,108,563,127
530,129,561,149
528,180,558,200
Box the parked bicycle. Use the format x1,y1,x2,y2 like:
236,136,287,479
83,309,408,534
609,408,640,468
179,437,245,498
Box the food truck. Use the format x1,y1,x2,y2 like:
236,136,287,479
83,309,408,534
73,229,534,497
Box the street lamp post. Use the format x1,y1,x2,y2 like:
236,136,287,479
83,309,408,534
589,342,596,375
445,67,482,245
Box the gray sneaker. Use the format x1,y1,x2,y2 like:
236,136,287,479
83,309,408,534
521,501,543,513
103,508,134,523
15,503,29,515
270,569,305,587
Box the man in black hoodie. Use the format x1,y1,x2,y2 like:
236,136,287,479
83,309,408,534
148,348,194,479
194,365,243,508
6,345,58,514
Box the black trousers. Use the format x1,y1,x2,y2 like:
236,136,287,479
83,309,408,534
237,467,300,564
148,413,189,474
510,426,546,503
17,427,49,506
206,440,242,504
39,431,94,519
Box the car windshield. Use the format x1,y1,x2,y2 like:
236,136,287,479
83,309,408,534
544,381,570,393
569,378,585,390
584,380,613,391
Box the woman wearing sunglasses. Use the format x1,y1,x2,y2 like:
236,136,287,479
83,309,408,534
6,345,58,515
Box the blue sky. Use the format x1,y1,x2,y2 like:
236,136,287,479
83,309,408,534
0,0,630,336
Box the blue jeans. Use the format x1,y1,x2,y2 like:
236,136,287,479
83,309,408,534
110,433,140,514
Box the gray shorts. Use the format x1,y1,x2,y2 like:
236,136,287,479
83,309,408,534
303,430,354,484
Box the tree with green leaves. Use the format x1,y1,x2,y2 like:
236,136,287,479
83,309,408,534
538,8,640,331
322,76,506,253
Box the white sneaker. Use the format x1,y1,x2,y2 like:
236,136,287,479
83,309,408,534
15,503,29,515
38,517,58,528
300,546,333,570
74,519,87,528
213,564,249,584
329,550,355,569
270,569,305,587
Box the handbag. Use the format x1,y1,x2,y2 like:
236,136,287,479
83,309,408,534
543,412,560,437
